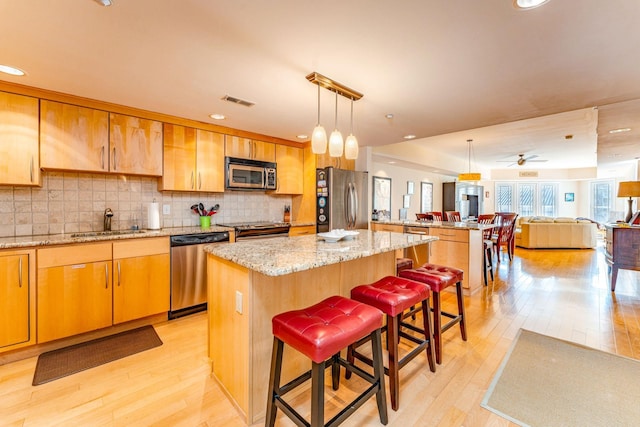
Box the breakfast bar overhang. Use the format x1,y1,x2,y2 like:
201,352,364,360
205,230,436,424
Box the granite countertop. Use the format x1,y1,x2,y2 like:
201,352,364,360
0,225,234,250
204,229,436,277
374,219,494,231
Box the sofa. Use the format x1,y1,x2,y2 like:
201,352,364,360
515,216,597,249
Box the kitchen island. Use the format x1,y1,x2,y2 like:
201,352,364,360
204,230,436,424
371,220,494,294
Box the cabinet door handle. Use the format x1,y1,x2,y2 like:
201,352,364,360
30,156,34,183
117,261,121,286
190,171,194,189
198,172,202,189
101,146,105,170
112,147,117,170
105,264,109,289
18,257,22,288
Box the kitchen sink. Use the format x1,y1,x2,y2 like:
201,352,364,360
70,230,148,238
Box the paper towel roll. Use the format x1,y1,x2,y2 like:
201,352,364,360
148,202,160,230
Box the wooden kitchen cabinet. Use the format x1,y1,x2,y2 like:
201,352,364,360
113,238,170,324
161,124,224,192
315,151,355,171
428,227,482,293
40,100,110,173
0,91,40,186
225,136,275,162
370,222,404,233
37,243,113,343
109,113,163,176
289,225,316,236
0,249,35,351
275,145,304,194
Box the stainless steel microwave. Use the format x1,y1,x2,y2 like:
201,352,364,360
225,157,277,190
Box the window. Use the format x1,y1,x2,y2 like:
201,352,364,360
591,180,613,223
420,182,433,213
495,183,515,212
495,182,558,216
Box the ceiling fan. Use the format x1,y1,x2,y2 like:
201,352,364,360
498,153,548,167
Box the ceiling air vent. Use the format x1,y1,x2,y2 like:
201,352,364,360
221,95,255,107
519,171,539,178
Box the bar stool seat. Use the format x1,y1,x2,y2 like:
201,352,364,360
399,264,466,364
266,295,388,427
396,257,414,275
347,276,435,411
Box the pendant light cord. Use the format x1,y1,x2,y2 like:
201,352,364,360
334,92,338,129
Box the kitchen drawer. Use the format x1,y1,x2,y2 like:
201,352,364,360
37,242,112,268
429,228,469,243
113,237,169,258
371,223,404,233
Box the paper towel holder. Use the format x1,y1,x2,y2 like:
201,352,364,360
148,199,161,230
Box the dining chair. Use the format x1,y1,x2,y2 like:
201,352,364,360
427,212,443,221
492,213,518,262
445,211,461,222
416,213,431,221
477,214,496,285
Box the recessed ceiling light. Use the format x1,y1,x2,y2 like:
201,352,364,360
513,0,550,10
403,134,416,140
385,114,394,119
0,65,25,76
296,134,308,140
93,0,113,6
608,128,631,134
388,161,396,164
209,113,225,120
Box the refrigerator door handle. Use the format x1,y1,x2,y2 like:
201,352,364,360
351,182,358,228
345,183,351,228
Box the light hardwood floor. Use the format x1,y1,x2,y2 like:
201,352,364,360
1,242,639,426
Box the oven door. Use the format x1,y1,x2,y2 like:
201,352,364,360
227,163,265,190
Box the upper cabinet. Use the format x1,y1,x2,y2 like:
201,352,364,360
41,103,163,176
275,145,303,194
0,91,40,186
40,100,110,173
160,123,224,192
315,151,355,171
225,136,275,162
109,113,163,176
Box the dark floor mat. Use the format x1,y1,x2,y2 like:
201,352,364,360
32,325,162,386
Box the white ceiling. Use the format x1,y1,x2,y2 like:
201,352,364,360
1,0,640,174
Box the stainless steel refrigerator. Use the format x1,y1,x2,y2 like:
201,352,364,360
316,167,368,232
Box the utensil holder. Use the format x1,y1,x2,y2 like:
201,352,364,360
200,216,211,228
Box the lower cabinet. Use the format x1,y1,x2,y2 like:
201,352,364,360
289,225,316,236
37,238,170,343
37,243,113,343
113,238,170,324
427,227,482,293
0,249,36,350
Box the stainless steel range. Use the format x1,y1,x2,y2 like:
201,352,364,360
218,221,290,240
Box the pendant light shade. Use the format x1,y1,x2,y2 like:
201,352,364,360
344,98,359,159
458,139,481,181
328,92,343,157
311,84,327,154
306,72,363,159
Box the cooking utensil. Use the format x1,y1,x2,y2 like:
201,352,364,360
190,204,200,215
198,203,205,216
212,203,220,211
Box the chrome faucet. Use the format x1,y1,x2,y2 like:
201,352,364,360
104,208,114,231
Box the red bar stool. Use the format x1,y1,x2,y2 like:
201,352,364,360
399,264,466,364
346,276,435,411
266,295,388,427
396,257,414,275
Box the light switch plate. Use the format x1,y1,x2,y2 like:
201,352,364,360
235,291,243,314
163,204,170,215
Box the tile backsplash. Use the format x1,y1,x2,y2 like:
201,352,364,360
0,172,293,237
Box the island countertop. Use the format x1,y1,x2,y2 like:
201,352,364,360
373,219,494,231
204,229,436,276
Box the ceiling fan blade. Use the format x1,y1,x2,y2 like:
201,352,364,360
527,159,548,162
524,154,539,161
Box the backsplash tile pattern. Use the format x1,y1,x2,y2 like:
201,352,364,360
0,172,292,237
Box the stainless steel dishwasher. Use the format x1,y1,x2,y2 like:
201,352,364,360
169,231,229,319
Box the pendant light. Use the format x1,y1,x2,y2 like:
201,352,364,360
328,92,344,157
344,97,359,160
458,139,481,181
311,84,327,154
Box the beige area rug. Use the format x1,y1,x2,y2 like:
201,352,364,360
481,329,640,427
32,325,162,386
